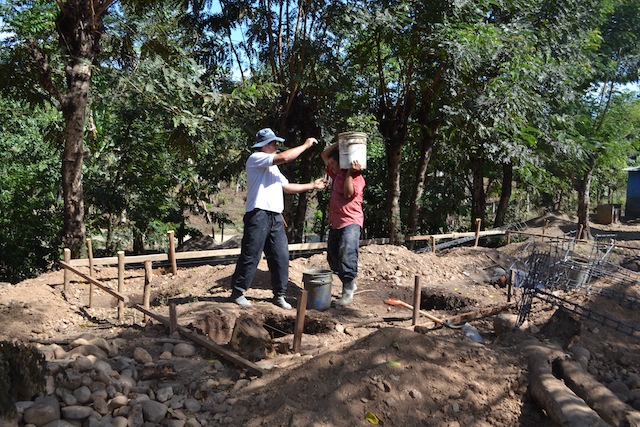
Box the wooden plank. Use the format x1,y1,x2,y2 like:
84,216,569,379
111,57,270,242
406,230,505,241
440,303,515,326
69,230,551,270
133,304,265,377
67,237,393,268
292,290,308,353
344,316,412,328
508,230,588,243
174,248,241,259
70,253,168,267
60,262,129,304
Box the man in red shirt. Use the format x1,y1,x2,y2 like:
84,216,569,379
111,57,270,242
321,142,365,306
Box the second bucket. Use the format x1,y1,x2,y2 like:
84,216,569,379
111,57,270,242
338,132,367,170
302,268,333,310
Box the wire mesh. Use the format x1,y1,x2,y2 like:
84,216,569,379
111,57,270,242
510,232,640,338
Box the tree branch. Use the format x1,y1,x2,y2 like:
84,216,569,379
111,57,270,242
27,41,65,107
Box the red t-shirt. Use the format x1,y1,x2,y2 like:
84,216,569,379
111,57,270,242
326,167,365,229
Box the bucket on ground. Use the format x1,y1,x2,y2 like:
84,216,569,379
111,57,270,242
338,132,367,170
302,268,333,310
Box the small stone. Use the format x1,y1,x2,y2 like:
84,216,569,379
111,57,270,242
61,405,94,420
73,385,92,404
173,343,196,357
133,347,153,364
183,398,201,413
156,386,174,403
141,400,168,423
408,389,423,399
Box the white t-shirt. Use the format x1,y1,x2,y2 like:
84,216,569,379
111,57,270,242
245,152,289,213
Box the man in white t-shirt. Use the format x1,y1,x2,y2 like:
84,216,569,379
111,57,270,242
229,128,327,309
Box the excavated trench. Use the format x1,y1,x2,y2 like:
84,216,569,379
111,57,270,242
263,313,334,339
420,288,477,311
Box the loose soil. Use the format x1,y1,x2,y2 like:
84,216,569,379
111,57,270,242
2,211,640,426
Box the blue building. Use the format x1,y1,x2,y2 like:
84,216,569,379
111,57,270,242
624,166,640,219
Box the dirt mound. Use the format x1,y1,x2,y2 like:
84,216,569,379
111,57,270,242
2,213,640,426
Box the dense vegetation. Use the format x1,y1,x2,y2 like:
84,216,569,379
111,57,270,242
1,0,639,283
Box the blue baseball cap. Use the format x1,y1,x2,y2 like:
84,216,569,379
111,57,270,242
253,128,285,148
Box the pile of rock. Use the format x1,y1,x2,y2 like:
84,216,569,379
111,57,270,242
6,333,252,427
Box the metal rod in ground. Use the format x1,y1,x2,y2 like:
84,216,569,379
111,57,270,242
293,289,308,353
412,275,421,326
508,270,514,303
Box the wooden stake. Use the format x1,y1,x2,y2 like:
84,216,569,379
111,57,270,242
86,239,94,307
143,260,152,322
431,235,436,253
412,276,421,327
168,230,178,275
506,230,511,245
118,251,124,322
474,218,482,248
63,248,71,293
293,289,308,353
169,303,178,335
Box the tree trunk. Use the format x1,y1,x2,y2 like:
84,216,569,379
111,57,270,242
61,98,87,256
470,152,486,230
407,139,432,237
377,91,414,244
385,138,403,244
58,1,102,256
493,161,513,228
30,0,110,256
407,65,444,237
277,96,320,243
132,228,144,255
576,168,593,240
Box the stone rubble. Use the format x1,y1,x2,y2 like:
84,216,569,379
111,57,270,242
7,331,252,427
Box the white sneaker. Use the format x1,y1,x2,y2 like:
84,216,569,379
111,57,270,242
274,296,292,310
233,295,252,308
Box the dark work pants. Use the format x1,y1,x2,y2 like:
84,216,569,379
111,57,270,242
327,224,361,285
230,209,289,298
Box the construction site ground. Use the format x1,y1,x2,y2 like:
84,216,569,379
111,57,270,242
1,211,640,426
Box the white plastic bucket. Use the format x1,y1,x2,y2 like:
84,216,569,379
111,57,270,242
338,132,367,170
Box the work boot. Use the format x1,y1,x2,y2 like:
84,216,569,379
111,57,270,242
231,294,252,308
274,296,292,310
334,282,357,306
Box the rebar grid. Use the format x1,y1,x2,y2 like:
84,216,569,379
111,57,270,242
511,234,640,339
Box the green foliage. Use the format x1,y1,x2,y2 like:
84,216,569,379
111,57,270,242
0,341,48,417
0,97,62,283
83,7,252,254
1,0,640,274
